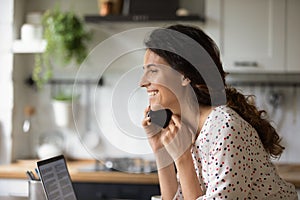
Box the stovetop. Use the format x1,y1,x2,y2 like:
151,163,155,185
78,157,157,174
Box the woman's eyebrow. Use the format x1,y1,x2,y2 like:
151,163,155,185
143,63,158,69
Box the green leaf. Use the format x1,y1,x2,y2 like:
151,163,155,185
33,7,92,89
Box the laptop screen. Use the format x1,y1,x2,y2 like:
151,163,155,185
37,155,77,200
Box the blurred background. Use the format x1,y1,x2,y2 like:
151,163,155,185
0,0,299,199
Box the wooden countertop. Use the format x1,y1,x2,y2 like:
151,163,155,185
275,163,300,188
0,160,299,188
0,159,159,185
0,197,27,200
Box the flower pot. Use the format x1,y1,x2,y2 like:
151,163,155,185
52,100,75,128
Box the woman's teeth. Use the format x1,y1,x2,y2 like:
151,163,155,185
148,91,158,96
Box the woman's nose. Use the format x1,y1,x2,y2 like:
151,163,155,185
139,73,150,87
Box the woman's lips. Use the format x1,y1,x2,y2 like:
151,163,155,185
147,90,159,97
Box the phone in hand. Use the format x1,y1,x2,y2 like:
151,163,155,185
147,109,173,128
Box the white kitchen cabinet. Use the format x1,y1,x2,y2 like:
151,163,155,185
221,0,286,73
208,0,286,73
286,0,300,72
0,179,28,196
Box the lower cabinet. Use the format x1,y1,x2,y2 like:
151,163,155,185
0,179,28,197
73,182,160,200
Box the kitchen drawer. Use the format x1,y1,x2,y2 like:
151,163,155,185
73,182,160,200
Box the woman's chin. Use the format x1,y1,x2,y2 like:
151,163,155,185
150,103,166,111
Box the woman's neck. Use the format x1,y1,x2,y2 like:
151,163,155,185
197,106,214,133
173,103,214,136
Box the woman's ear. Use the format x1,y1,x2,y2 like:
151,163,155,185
181,76,191,86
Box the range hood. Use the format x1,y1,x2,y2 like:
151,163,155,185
85,14,205,23
85,0,205,23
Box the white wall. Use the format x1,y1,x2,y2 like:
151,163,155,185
0,0,14,164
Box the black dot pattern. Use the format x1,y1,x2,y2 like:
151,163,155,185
173,105,298,199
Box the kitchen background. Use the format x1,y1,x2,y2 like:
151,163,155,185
0,0,300,167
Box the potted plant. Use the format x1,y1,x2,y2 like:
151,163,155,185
33,7,92,89
51,88,80,128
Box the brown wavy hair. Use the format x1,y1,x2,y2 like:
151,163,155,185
144,24,284,158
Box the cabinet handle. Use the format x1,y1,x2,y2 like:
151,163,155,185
234,61,258,67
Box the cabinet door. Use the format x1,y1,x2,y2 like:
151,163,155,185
220,0,285,73
286,0,300,72
0,179,28,196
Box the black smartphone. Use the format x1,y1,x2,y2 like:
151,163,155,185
147,109,173,128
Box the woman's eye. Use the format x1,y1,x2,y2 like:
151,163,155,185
150,69,158,73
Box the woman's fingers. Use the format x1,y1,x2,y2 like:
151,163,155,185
168,120,176,133
171,115,181,128
142,106,163,138
143,105,151,117
161,118,179,146
142,106,151,126
165,115,180,136
142,116,151,126
161,130,171,145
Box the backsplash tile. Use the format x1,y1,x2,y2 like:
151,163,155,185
235,85,300,163
11,68,300,163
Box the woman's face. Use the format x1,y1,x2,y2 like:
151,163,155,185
140,50,185,112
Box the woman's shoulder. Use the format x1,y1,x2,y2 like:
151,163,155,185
211,105,241,121
199,105,257,143
204,105,251,130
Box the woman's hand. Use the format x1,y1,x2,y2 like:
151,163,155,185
142,106,178,169
142,106,164,153
142,108,195,168
161,115,194,162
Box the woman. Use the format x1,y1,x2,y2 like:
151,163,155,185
140,24,297,199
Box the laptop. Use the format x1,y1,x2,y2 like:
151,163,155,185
37,155,78,200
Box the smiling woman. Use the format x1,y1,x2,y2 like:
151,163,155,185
140,24,298,200
140,58,185,113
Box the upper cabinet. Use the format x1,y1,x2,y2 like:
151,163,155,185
85,0,205,22
221,0,285,73
206,0,300,73
286,0,300,72
12,0,300,72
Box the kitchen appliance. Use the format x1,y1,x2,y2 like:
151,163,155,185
122,0,179,17
37,129,64,159
79,157,157,174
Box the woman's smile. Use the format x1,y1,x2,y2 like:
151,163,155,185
147,88,162,109
147,90,159,97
